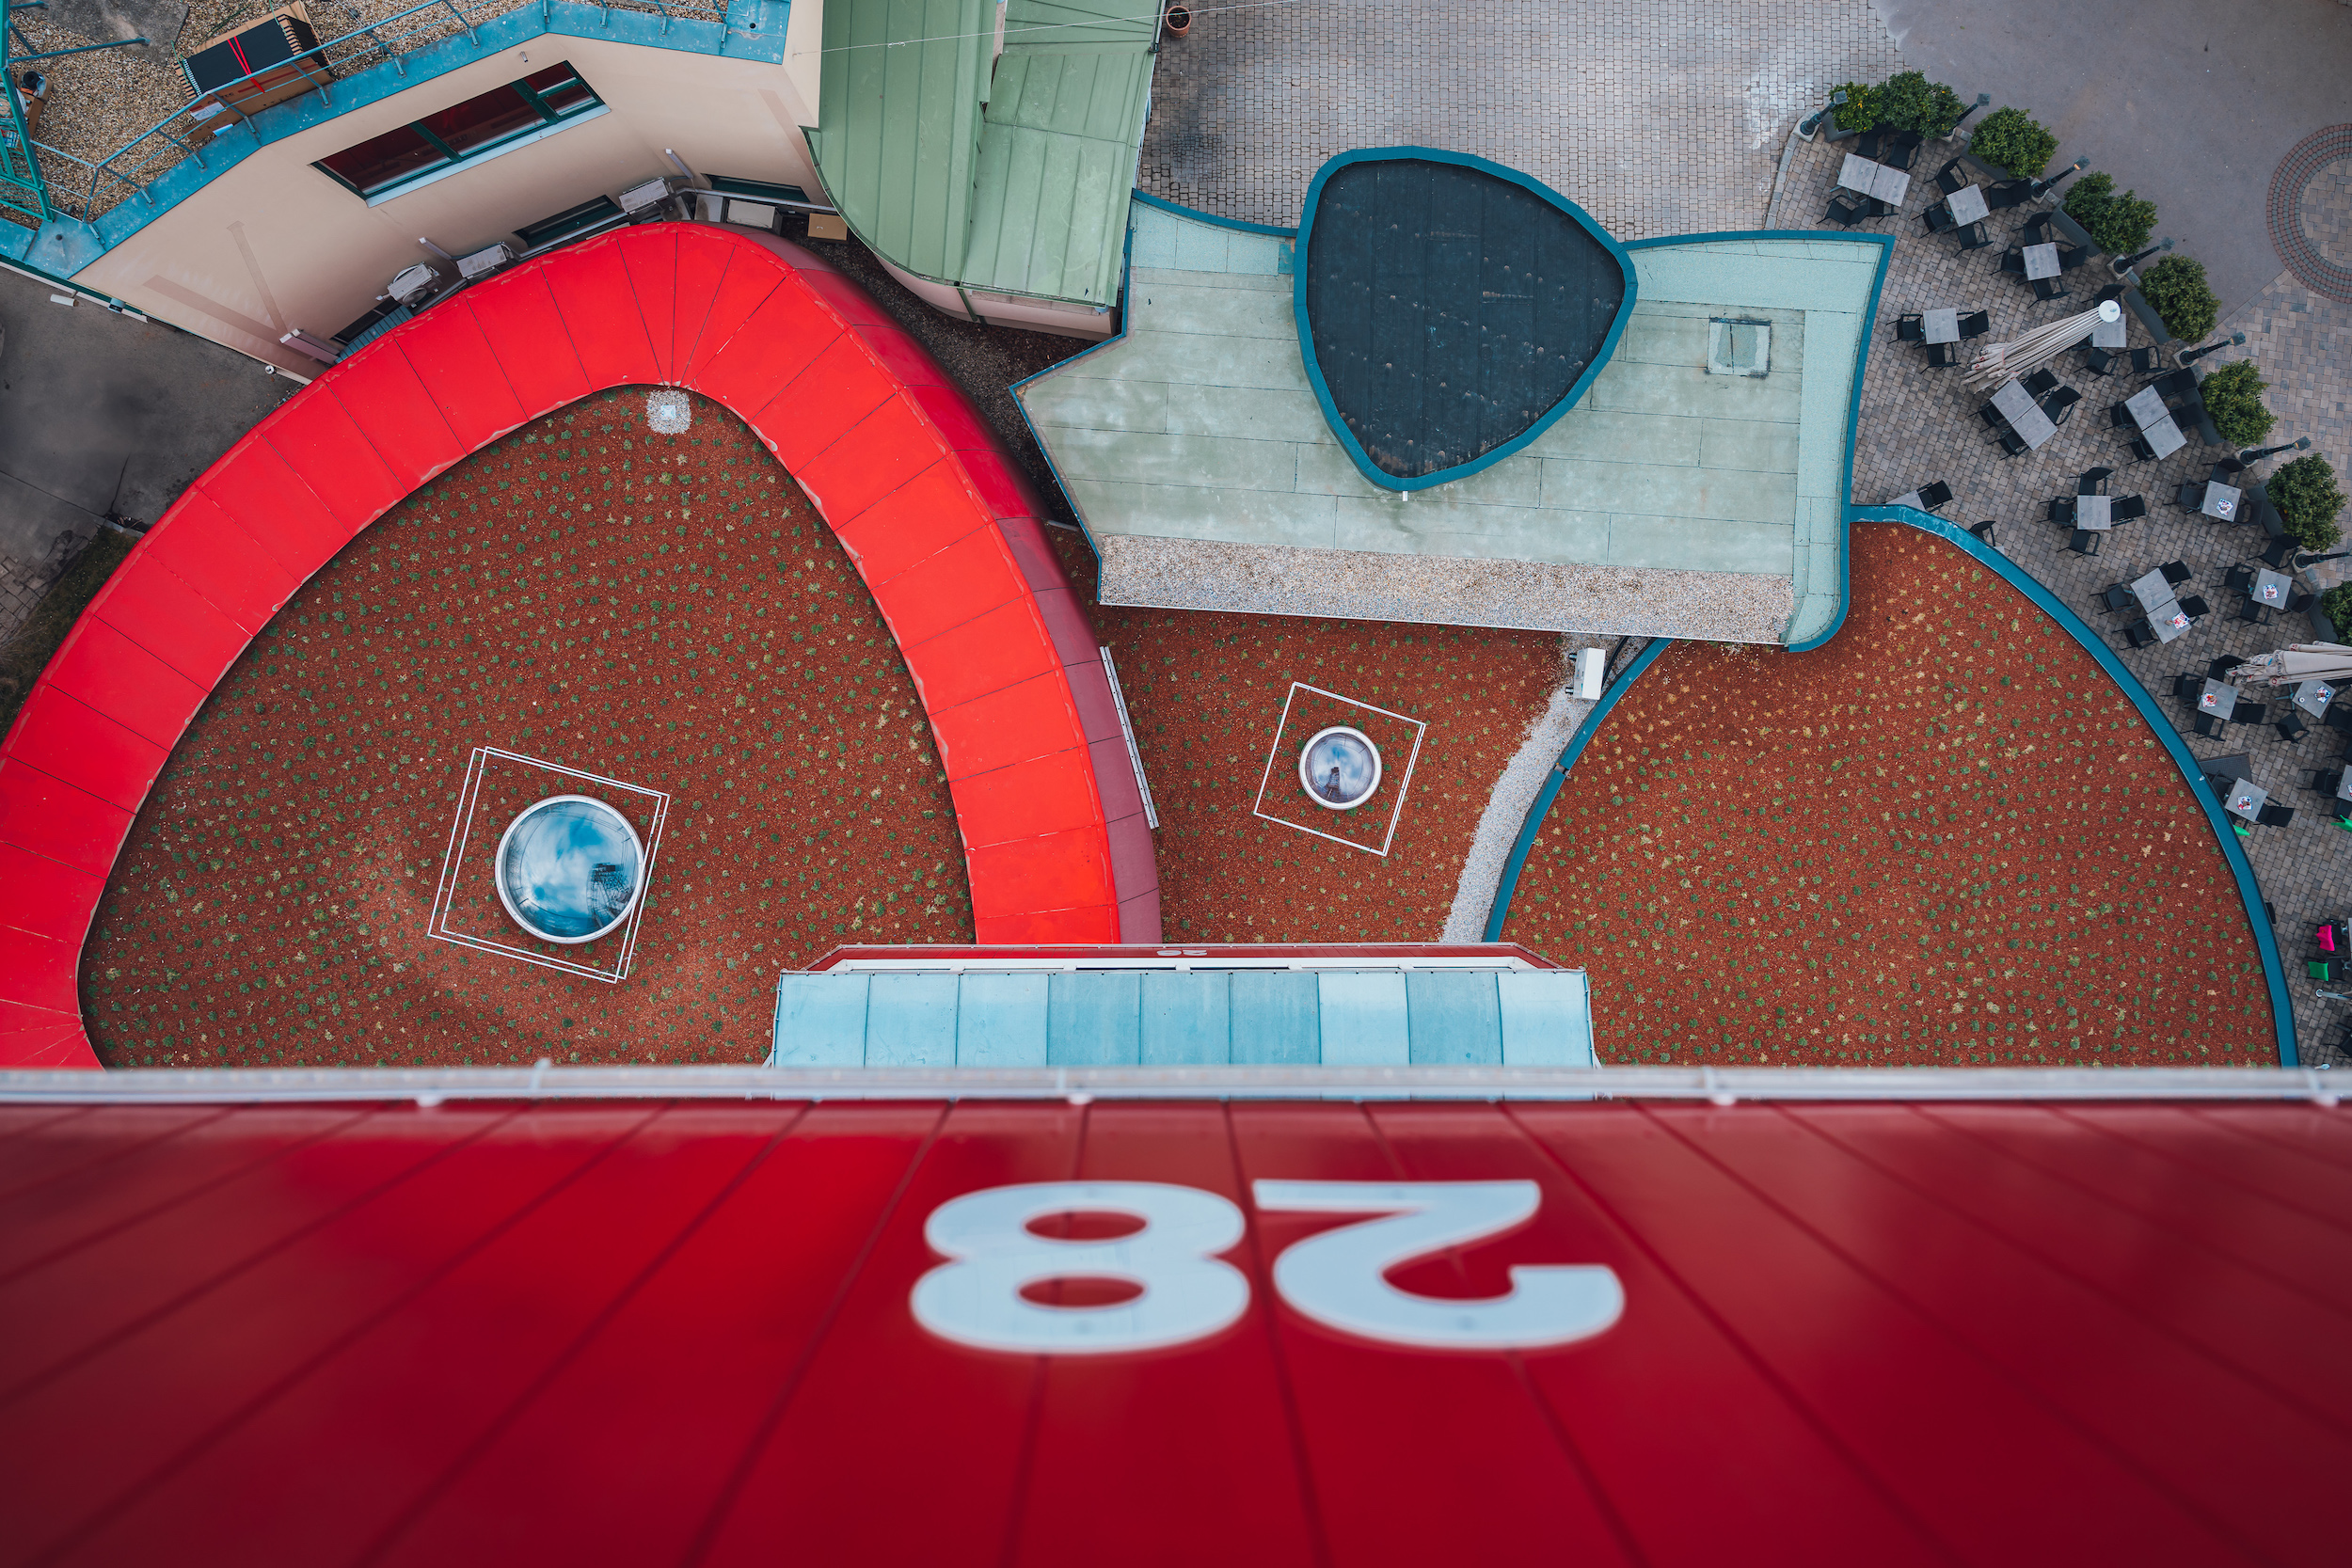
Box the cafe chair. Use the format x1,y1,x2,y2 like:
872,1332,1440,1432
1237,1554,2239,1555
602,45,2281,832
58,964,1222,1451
1867,197,1900,218
2236,600,2278,627
2058,245,2090,271
1958,309,1991,339
2049,497,2079,525
2285,587,2314,615
2110,494,2147,521
1883,131,1924,170
1984,180,2031,210
2084,346,2122,377
1979,404,2010,431
2098,582,2137,612
2280,711,2312,744
2236,702,2271,726
1968,520,1998,546
1921,205,1958,234
2129,346,2164,374
2108,401,2139,428
2042,387,2081,426
1896,312,1926,341
2022,211,2056,243
2120,623,2156,650
2152,368,2198,400
1934,156,1971,195
2208,655,2248,680
2306,768,2345,797
1925,341,1961,367
2171,674,2204,701
2160,561,2192,586
2210,457,2248,482
2328,706,2352,736
1915,481,1954,512
2177,594,2210,619
2023,367,2060,397
2194,713,2229,737
1855,128,1888,160
2223,562,2257,592
2257,802,2297,828
2175,481,2208,510
2031,277,2071,302
1958,222,1994,251
2263,538,2298,569
2125,435,2158,463
1825,194,1871,228
2000,246,2027,276
2066,529,2102,556
2077,467,2112,495
1995,430,2031,458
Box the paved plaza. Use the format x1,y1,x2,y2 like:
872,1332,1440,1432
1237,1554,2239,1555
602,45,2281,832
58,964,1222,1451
1138,0,1901,237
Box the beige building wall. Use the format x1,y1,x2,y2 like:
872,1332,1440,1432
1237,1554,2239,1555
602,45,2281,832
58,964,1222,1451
72,40,821,376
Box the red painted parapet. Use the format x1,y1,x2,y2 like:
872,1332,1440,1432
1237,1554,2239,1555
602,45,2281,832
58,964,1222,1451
0,225,1156,1069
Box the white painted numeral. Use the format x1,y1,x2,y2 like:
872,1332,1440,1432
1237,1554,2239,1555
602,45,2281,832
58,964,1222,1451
911,1180,1249,1354
1253,1180,1623,1350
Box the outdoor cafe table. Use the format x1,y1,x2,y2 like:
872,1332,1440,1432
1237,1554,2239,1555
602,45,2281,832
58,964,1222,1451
2024,242,2061,280
2091,312,2128,348
2124,386,2170,428
2296,679,2336,718
2074,494,2113,530
1945,184,1989,226
2198,680,2239,721
1922,307,1960,344
2223,778,2269,823
1989,377,2058,448
2201,481,2242,521
2128,568,2175,612
1838,154,1911,204
2250,566,2293,607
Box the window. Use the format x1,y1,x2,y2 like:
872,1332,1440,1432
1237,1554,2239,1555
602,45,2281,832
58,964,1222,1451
314,63,603,198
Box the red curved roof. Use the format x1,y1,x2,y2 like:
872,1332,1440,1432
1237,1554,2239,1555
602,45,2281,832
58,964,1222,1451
0,224,1157,1069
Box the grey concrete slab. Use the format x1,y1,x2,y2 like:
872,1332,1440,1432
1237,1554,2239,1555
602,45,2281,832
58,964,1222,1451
1869,0,2352,314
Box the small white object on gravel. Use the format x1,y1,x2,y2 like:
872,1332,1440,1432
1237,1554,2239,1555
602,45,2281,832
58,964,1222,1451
1440,640,1611,942
645,388,691,434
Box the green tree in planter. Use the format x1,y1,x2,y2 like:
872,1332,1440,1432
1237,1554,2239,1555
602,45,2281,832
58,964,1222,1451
2271,454,2346,552
2137,255,2219,342
1830,82,1879,132
2320,580,2352,635
2199,361,2275,448
1874,71,1969,136
2062,172,2157,255
1967,107,2058,178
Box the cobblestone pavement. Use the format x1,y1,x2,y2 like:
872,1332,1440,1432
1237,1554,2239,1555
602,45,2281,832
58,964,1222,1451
0,527,93,646
1138,0,1899,236
1772,135,2351,1066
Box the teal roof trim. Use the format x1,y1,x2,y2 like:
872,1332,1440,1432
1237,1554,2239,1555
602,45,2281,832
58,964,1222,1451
1291,147,1638,494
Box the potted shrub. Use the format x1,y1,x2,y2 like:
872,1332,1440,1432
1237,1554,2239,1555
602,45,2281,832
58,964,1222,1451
2318,578,2352,641
2273,454,2346,553
1874,71,1969,137
2137,255,2219,342
1826,81,1877,140
2199,360,2275,448
2062,172,2157,255
1967,106,2058,178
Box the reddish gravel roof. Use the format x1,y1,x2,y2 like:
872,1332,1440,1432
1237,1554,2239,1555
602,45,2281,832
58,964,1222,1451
1502,524,2276,1068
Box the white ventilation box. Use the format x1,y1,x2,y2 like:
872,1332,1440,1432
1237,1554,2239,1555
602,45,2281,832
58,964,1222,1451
1574,646,1605,701
456,243,515,281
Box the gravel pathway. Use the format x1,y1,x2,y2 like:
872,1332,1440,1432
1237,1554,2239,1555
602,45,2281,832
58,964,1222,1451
1440,643,1591,942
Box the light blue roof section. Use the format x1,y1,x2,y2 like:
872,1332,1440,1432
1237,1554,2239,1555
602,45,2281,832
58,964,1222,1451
1017,204,1884,644
771,967,1595,1067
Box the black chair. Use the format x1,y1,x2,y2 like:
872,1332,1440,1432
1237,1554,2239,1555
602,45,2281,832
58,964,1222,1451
2280,711,2312,744
2178,594,2211,619
2307,768,2345,797
2223,562,2257,592
2042,387,2081,426
2066,529,2102,556
2151,368,2198,400
1969,520,1998,547
2032,277,2071,302
2210,457,2248,483
1957,309,1991,339
1924,341,1962,368
2160,561,2192,586
2328,705,2352,736
2257,802,2296,828
1883,131,1923,171
1958,221,1994,251
2195,713,2229,738
2049,497,2078,525
2022,211,2056,243
1934,157,1970,196
2237,600,2278,627
2126,436,2158,463
2208,655,2248,680
2023,367,2060,397
1915,481,1954,512
2077,467,2112,496
2172,673,2204,700
1984,180,2031,210
2085,346,2122,377
1999,247,2027,276
1855,128,1888,160
2123,346,2161,375
2110,495,2147,522
2097,582,2136,612
2121,622,2156,650
2263,537,2298,568
2176,480,2208,510
1921,206,1958,235
1896,313,1926,341
2058,245,2090,272
2288,588,2315,615
1825,194,1871,228
1979,404,2010,432
1867,197,1900,218
1995,430,2031,458
2108,401,2139,429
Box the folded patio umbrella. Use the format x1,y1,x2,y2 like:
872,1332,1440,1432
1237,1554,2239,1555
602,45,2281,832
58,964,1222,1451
2233,643,2352,687
1962,301,2122,392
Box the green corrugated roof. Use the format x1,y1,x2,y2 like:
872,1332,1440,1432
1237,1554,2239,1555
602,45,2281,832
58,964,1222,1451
811,0,1153,307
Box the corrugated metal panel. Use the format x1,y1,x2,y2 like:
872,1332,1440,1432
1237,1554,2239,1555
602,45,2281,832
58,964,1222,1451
773,967,1595,1066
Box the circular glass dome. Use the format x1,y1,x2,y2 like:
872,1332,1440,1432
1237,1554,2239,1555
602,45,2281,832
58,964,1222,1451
494,795,646,943
1298,726,1382,810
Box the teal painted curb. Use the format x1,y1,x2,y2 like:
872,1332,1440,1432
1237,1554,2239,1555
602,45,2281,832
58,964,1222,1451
1482,639,1673,942
1291,147,1638,495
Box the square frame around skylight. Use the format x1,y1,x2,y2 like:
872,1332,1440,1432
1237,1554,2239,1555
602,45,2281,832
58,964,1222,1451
1250,682,1427,857
426,746,671,983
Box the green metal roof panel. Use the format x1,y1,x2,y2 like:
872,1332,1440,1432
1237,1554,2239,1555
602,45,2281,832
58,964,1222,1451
998,0,1160,49
961,49,1151,302
815,0,995,284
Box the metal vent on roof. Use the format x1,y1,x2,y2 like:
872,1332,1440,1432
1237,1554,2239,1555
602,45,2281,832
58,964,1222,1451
1707,317,1772,377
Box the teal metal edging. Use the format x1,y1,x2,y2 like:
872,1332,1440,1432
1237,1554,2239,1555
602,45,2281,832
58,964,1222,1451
1482,638,1673,942
1851,503,2299,1068
1291,147,1638,494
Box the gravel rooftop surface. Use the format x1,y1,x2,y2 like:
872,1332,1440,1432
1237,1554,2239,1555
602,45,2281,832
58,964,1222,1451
79,388,974,1069
1502,523,2277,1069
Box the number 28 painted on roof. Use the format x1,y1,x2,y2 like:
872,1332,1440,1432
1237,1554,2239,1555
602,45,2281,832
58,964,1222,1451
914,1180,1625,1354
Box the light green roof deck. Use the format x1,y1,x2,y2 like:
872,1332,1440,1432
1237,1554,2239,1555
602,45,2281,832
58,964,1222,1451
812,0,1153,308
1018,204,1881,643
